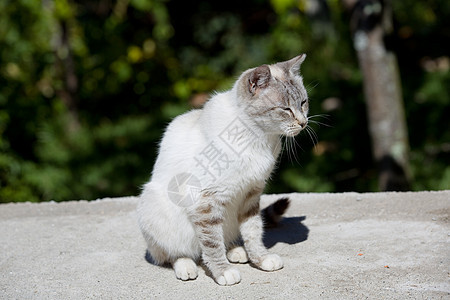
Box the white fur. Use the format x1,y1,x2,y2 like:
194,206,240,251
173,258,198,280
260,254,284,271
137,55,308,285
216,268,241,286
227,246,249,264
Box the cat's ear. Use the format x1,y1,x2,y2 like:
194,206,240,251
248,65,271,95
287,54,306,74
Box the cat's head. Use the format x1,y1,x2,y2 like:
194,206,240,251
238,55,309,137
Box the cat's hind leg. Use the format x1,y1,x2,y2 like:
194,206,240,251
138,183,201,266
145,240,169,265
226,246,249,264
172,258,198,281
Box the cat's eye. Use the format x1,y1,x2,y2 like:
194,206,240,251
301,99,307,106
282,107,294,116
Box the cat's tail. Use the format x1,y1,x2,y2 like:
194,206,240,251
261,197,290,228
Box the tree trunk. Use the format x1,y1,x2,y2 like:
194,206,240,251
347,0,411,191
56,19,80,133
43,0,80,132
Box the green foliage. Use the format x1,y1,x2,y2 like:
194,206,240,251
1,0,449,202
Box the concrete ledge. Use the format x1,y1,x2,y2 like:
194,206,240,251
1,191,449,299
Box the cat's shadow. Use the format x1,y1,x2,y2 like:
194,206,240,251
263,216,309,249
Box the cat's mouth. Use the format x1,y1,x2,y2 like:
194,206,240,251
285,126,304,137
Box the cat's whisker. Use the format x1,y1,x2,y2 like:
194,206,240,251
307,114,332,130
285,139,291,162
305,126,319,148
289,136,301,165
303,127,312,146
285,135,293,163
308,113,330,119
279,138,286,159
308,114,330,119
308,115,331,126
283,134,297,164
305,81,319,93
308,120,332,128
291,139,299,164
309,126,319,144
276,136,284,158
286,138,292,163
312,126,319,142
291,136,302,164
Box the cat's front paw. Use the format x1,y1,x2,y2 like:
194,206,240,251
173,258,198,281
215,268,241,286
259,254,283,272
227,246,249,264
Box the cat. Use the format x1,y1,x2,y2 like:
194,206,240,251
137,54,309,286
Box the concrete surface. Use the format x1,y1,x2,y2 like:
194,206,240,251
1,191,449,299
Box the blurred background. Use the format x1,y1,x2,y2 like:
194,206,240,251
0,0,449,203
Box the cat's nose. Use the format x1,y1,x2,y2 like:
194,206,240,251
299,121,307,129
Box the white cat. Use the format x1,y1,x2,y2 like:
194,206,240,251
137,54,309,285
